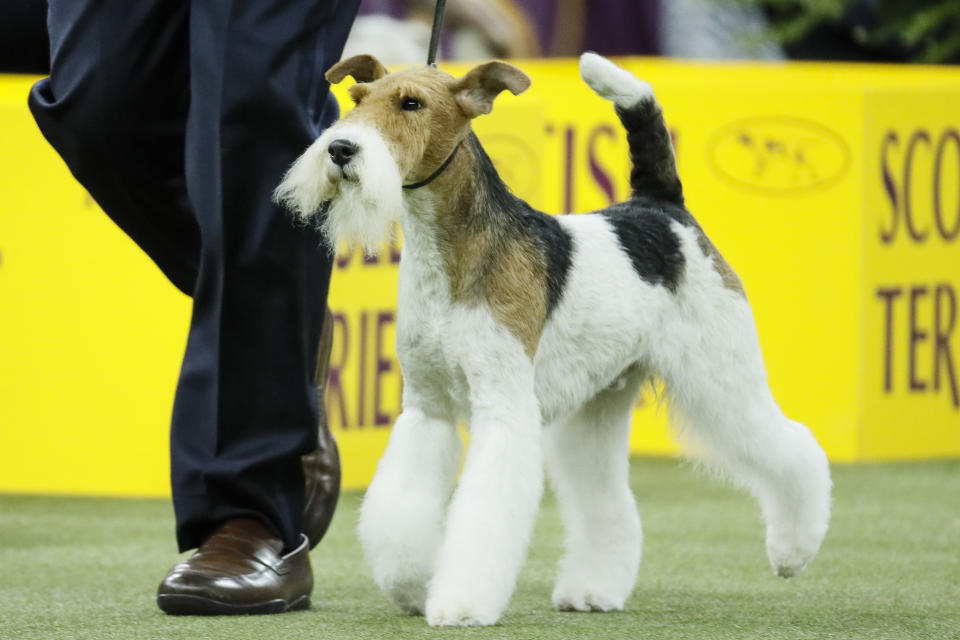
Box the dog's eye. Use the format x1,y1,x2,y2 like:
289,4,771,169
401,97,423,112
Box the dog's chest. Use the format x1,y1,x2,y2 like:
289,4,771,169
395,250,472,416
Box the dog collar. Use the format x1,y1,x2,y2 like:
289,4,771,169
403,142,462,190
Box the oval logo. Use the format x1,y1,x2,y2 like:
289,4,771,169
708,116,850,195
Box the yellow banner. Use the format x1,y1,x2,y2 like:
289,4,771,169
2,59,959,496
861,88,960,457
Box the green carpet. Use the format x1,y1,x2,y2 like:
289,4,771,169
1,458,958,640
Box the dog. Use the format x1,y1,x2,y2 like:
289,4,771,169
275,52,832,627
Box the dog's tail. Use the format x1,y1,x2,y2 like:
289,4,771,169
579,52,683,205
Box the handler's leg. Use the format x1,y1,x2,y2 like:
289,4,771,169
31,0,358,615
158,0,358,616
29,1,199,294
33,2,349,558
167,0,358,557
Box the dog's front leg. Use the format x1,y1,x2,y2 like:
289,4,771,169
425,331,543,627
359,406,462,615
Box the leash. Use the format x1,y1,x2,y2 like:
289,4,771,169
402,141,461,190
426,0,447,67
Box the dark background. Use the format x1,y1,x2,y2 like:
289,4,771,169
1,0,49,73
0,1,955,76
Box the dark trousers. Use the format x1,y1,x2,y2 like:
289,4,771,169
29,0,358,552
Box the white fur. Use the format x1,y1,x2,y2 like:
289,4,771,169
540,215,830,584
544,365,644,612
579,52,654,109
274,122,403,254
283,54,831,627
390,206,545,626
358,204,830,627
358,407,462,614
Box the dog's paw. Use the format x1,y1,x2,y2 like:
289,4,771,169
767,543,816,578
425,596,500,627
766,534,821,578
552,584,625,613
382,580,427,616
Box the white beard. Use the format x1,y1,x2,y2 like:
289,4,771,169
275,122,404,255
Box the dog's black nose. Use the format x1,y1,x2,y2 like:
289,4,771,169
328,139,359,167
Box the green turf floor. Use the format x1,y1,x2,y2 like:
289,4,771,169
1,457,958,640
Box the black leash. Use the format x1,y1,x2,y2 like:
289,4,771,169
426,0,447,67
402,141,461,190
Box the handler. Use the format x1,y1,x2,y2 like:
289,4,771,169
28,0,359,615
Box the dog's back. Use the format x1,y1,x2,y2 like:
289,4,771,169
533,55,750,420
578,53,744,295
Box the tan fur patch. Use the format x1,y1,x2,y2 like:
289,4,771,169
696,233,745,297
338,67,472,183
485,245,549,359
331,62,546,356
424,147,549,359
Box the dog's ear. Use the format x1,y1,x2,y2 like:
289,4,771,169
326,54,388,84
452,61,531,118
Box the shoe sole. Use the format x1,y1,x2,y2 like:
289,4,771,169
157,593,310,615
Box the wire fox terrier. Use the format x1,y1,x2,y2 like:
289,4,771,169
275,53,832,627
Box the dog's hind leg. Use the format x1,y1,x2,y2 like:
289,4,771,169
656,272,832,578
544,367,644,612
671,386,831,577
359,407,462,614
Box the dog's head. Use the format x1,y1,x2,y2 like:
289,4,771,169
274,54,530,254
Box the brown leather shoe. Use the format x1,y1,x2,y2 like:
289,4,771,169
301,306,341,549
157,518,313,615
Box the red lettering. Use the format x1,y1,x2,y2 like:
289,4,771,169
357,310,368,425
877,282,959,410
374,311,396,427
879,131,899,244
336,247,353,269
877,286,902,392
389,222,403,264
325,312,350,429
880,127,960,245
587,124,617,204
909,286,930,391
904,130,931,243
563,125,576,213
934,284,959,409
934,130,960,242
